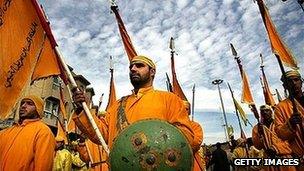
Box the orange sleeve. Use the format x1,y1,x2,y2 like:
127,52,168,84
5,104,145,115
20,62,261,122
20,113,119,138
274,105,296,141
73,111,109,145
252,125,264,150
190,121,204,152
166,94,200,150
34,126,56,171
76,144,90,163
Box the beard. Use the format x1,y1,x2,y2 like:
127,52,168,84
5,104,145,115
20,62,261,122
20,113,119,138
130,72,151,89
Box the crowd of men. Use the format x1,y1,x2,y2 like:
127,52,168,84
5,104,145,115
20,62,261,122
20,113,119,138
0,56,303,171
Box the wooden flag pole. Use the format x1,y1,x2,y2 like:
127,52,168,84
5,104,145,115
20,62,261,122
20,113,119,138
55,47,110,155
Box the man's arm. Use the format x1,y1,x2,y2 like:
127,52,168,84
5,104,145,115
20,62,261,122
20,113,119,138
274,104,296,141
72,90,110,145
34,126,56,171
73,111,109,145
166,94,202,150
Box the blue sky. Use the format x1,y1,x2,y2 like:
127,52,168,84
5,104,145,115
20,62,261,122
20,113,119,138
38,0,304,144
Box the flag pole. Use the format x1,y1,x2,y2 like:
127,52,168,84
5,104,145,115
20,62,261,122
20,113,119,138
55,47,110,155
191,84,195,121
227,83,253,157
212,79,229,141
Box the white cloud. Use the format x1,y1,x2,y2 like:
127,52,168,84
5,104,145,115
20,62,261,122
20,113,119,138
38,0,304,144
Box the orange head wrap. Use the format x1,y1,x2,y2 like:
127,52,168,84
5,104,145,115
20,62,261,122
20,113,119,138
130,55,156,69
21,95,44,118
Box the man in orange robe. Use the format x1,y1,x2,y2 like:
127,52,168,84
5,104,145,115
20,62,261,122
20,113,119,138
0,95,55,171
274,70,304,170
252,104,296,171
73,55,202,170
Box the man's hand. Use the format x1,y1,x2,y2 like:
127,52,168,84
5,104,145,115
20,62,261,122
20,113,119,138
289,114,302,128
72,89,86,114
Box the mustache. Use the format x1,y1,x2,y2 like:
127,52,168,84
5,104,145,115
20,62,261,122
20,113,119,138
130,73,140,77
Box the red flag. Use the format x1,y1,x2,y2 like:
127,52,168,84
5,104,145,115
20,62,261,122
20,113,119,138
111,5,137,61
257,0,298,69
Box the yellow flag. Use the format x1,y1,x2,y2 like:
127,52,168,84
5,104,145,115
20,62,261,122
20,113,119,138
257,0,298,68
233,97,248,126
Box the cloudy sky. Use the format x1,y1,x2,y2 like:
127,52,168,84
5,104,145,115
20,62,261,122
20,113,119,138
38,0,303,143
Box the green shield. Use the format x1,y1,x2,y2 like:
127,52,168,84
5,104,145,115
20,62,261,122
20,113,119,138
109,119,193,171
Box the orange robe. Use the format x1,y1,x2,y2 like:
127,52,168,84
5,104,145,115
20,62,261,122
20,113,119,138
77,139,108,171
74,86,201,170
0,119,55,171
252,123,296,171
274,99,304,157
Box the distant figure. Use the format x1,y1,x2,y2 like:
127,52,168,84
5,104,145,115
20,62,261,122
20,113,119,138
209,142,230,171
53,136,72,171
0,95,55,171
232,138,248,171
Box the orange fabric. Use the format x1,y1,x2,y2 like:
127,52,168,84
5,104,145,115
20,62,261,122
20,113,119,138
261,71,276,107
252,123,296,171
31,37,61,81
74,86,199,150
56,121,68,144
241,71,254,105
67,113,77,133
257,0,298,69
105,71,116,111
56,88,68,143
0,119,55,170
274,99,304,157
0,0,64,119
0,0,45,119
86,140,108,171
111,6,137,61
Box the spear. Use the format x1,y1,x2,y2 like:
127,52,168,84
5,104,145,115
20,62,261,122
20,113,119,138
230,43,260,122
192,84,195,121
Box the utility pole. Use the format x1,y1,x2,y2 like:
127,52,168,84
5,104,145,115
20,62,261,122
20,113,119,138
212,79,229,142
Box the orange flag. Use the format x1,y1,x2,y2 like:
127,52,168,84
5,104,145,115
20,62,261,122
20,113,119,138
241,71,254,105
257,0,298,69
56,86,69,142
67,113,77,133
171,57,188,101
111,5,137,61
105,68,117,111
170,38,188,102
0,0,64,119
261,73,276,107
